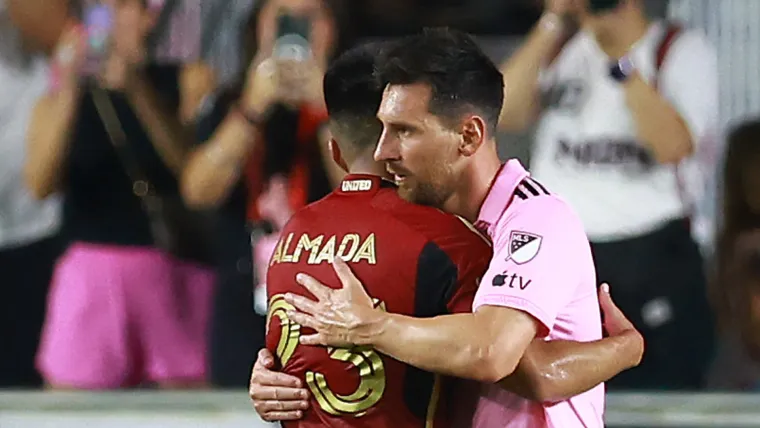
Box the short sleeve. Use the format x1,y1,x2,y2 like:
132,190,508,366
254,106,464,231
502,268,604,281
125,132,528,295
659,31,718,147
473,197,592,336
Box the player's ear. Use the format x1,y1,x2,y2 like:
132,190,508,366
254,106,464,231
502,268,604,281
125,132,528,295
329,139,349,172
459,115,486,157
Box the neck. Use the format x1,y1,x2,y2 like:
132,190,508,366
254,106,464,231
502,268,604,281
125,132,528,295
442,141,502,223
591,9,650,58
346,150,391,180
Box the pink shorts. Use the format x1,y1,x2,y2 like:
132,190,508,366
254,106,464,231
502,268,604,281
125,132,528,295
37,242,215,388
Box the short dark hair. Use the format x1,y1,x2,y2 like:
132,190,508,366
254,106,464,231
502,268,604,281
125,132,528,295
323,42,387,149
375,27,504,133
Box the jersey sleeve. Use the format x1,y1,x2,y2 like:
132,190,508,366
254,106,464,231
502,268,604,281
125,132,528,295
473,197,588,336
659,31,718,148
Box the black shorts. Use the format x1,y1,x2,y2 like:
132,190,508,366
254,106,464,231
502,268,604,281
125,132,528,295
592,219,715,390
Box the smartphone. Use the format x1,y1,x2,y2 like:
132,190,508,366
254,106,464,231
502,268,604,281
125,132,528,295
81,2,113,76
588,0,623,14
273,13,312,61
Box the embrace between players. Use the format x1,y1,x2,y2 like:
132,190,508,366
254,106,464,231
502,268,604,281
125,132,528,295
250,29,644,428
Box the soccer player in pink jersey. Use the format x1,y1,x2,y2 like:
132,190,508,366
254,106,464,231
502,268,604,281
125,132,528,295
274,29,628,427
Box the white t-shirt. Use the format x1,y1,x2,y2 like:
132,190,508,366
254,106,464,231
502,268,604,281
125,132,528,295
530,21,718,242
0,7,60,249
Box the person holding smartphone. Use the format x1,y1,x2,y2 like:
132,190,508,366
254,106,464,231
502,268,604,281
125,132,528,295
180,2,340,387
27,0,216,389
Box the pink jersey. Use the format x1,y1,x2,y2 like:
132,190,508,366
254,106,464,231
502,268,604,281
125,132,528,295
470,160,605,428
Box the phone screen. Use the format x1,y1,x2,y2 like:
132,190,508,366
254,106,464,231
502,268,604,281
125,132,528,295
273,13,312,61
81,3,113,76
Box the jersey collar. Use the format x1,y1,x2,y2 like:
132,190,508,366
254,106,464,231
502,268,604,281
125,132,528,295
336,174,396,195
476,159,530,228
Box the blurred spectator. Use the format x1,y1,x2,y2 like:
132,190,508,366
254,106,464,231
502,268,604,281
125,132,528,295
708,120,760,390
182,4,339,387
0,0,61,388
497,0,718,389
668,0,760,256
256,0,337,68
26,0,215,389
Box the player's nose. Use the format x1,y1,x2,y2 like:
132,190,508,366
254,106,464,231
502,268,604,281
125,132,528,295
374,130,400,162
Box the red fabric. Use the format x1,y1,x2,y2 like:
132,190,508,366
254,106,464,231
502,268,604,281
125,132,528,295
244,103,328,223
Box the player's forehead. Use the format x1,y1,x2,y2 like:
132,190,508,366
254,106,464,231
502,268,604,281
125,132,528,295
377,82,432,125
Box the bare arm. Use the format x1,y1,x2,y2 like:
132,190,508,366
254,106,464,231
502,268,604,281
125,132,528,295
498,11,567,132
180,109,260,207
181,58,277,208
623,34,717,164
623,75,693,164
24,24,84,199
506,285,643,402
508,333,639,402
25,86,81,199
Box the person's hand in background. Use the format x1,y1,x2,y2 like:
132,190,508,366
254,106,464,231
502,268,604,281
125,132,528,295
99,0,158,89
544,0,583,16
241,56,279,117
50,21,87,92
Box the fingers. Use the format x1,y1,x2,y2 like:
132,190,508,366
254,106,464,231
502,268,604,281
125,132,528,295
251,384,310,402
286,310,321,331
295,273,332,301
259,410,304,422
332,257,362,291
299,333,327,346
256,348,275,369
284,292,321,316
251,364,303,389
598,283,620,316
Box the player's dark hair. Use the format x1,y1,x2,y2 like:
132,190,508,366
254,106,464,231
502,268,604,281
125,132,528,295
375,27,504,134
323,42,387,149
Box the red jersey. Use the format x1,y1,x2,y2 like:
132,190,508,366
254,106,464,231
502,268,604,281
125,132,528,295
266,174,492,428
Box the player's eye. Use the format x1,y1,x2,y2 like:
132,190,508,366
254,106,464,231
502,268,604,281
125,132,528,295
396,126,413,138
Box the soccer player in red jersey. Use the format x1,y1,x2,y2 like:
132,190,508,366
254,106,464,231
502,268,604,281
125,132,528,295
259,42,642,428
264,43,491,428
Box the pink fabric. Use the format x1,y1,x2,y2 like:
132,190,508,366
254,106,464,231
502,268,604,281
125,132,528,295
37,242,215,388
471,160,605,428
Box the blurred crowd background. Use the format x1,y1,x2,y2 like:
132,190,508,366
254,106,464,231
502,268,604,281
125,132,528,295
1,0,759,397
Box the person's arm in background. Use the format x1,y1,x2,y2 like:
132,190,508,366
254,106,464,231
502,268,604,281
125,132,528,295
497,0,576,132
621,33,718,164
180,58,277,208
25,23,84,200
179,61,217,124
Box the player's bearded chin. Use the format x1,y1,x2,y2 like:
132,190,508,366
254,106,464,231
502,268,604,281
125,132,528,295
396,175,450,209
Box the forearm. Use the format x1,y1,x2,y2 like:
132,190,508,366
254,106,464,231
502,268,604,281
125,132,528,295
364,311,529,383
624,75,693,164
181,110,258,207
499,13,565,131
501,333,640,403
24,86,81,199
125,72,193,174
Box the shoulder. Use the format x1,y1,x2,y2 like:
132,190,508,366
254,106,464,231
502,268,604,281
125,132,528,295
499,183,584,245
379,191,491,257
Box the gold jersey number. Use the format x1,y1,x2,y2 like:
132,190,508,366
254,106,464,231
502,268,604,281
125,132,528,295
267,294,387,417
